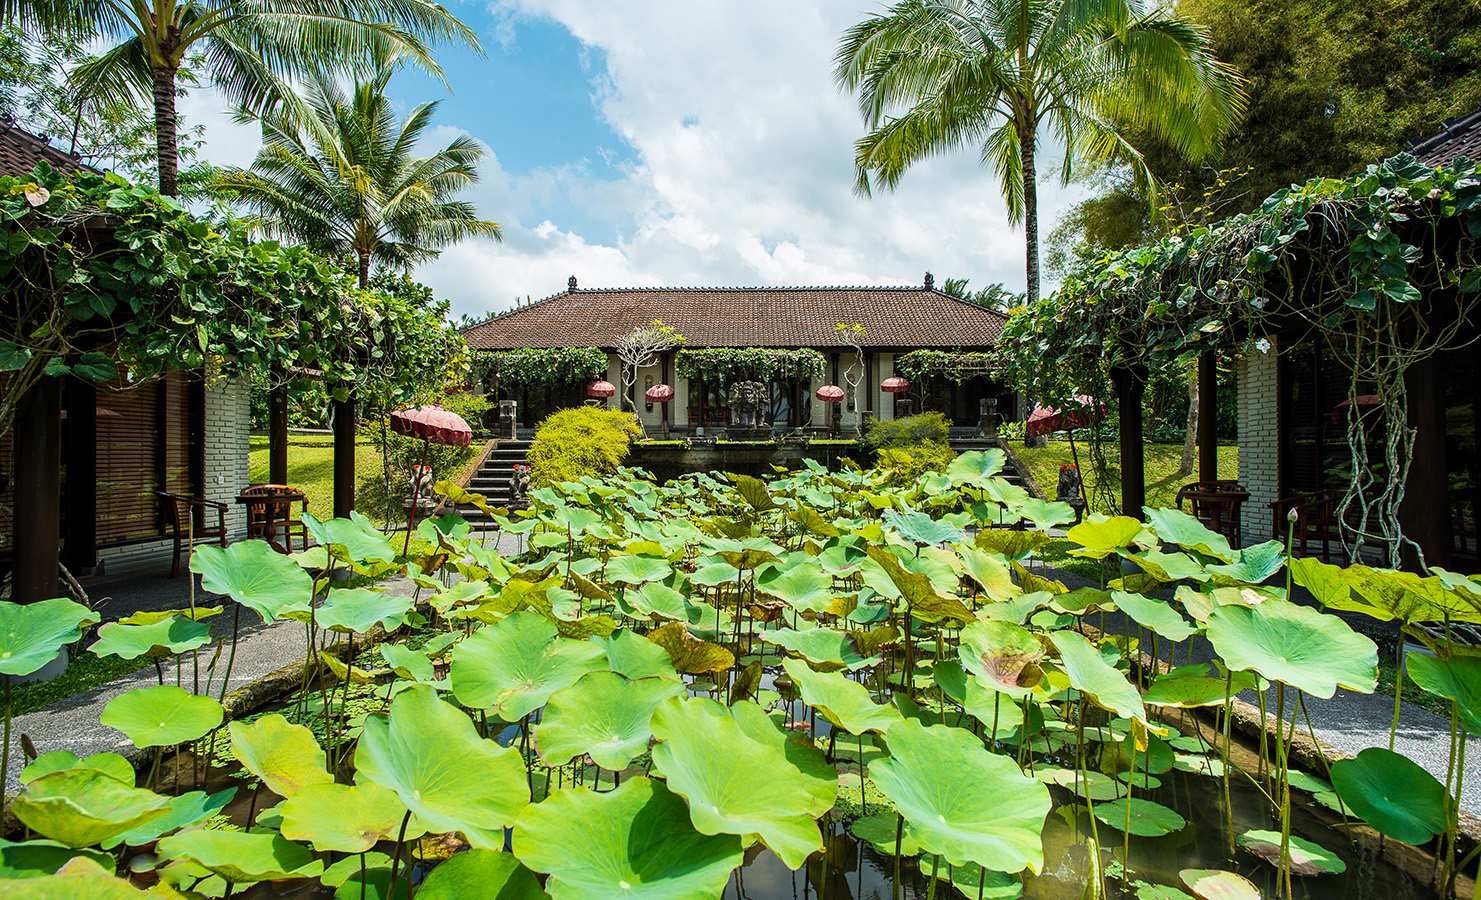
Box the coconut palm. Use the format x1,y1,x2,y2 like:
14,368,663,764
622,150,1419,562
215,55,502,288
0,0,479,196
835,0,1247,305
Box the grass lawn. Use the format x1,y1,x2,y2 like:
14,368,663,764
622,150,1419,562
1016,439,1239,514
248,435,387,521
9,653,153,717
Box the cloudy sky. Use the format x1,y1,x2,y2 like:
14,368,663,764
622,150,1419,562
184,0,1091,321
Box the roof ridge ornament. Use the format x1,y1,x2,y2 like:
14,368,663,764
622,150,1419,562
568,275,578,292
924,272,934,290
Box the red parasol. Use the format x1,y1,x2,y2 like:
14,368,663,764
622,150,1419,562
587,380,617,398
389,405,473,555
1329,394,1381,425
646,383,675,438
881,376,910,393
1026,396,1105,438
815,385,844,437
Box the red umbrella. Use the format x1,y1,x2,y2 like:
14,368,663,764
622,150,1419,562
390,405,473,555
881,376,910,393
1329,394,1381,425
587,380,617,398
815,385,844,437
646,383,675,437
1026,396,1104,438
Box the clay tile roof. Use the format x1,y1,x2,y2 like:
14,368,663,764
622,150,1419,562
0,123,95,178
1408,108,1481,170
462,285,1009,351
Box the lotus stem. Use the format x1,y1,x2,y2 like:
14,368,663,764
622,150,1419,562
892,812,904,900
387,809,412,897
1223,672,1235,857
218,604,241,705
925,853,940,900
1391,638,1404,751
2,674,10,821
147,745,163,792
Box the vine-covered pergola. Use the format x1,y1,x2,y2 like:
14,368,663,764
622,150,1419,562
0,163,460,602
1001,154,1481,568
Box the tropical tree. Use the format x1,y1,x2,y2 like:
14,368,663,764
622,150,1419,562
0,0,479,197
214,54,502,289
834,0,1247,305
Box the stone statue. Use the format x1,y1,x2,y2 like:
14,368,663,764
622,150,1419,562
1056,464,1081,504
511,464,531,504
410,464,434,509
730,381,768,427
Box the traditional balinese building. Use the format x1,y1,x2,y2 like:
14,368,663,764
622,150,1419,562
461,275,1018,437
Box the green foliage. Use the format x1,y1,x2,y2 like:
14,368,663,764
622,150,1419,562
864,412,951,450
675,347,825,383
528,406,643,487
479,347,608,388
894,350,1000,384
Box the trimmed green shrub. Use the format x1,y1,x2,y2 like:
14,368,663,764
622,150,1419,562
529,406,643,487
863,412,951,450
873,444,958,487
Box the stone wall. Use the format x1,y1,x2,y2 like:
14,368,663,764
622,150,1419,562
1237,339,1280,543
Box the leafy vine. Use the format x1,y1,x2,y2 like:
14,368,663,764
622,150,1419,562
478,347,608,388
675,348,825,383
895,350,1000,383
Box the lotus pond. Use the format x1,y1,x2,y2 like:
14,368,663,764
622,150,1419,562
1,450,1478,900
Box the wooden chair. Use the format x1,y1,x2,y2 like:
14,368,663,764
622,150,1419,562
240,484,309,552
1269,489,1346,563
156,492,228,578
1175,480,1250,548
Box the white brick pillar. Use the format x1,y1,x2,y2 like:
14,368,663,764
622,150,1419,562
1237,338,1281,543
204,376,252,538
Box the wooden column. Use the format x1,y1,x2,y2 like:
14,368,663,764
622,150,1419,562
269,384,288,485
1401,354,1450,570
332,394,356,519
188,376,206,502
1197,351,1219,482
61,375,96,573
14,377,61,603
1113,366,1148,519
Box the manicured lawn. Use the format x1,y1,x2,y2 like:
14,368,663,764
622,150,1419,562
1016,439,1238,514
248,435,387,522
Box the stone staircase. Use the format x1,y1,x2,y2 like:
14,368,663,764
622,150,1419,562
455,440,533,525
949,434,1044,499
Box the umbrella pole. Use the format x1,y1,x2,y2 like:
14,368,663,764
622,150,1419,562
403,441,429,558
1067,429,1090,512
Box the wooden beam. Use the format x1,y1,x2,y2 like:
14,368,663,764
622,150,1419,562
332,395,356,518
269,383,288,485
1113,366,1148,518
14,377,61,603
61,375,96,573
1198,351,1219,482
1401,354,1450,570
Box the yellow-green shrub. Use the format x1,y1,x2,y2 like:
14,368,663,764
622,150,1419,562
529,406,643,487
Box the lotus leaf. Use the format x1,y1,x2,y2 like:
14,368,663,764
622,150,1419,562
1127,549,1210,584
1143,508,1234,562
229,714,334,797
1404,653,1481,735
380,643,436,683
191,540,313,622
1012,498,1076,531
1,856,148,897
871,717,1050,874
0,839,115,879
1092,798,1186,837
156,829,322,883
430,579,492,614
356,684,528,849
980,591,1054,625
0,597,95,676
1205,541,1286,586
917,857,1023,899
101,685,222,748
974,529,1053,561
320,853,391,888
1205,600,1376,698
1110,591,1197,642
12,769,170,848
626,581,687,622
603,629,681,683
417,849,550,900
280,782,417,853
1046,632,1146,723
20,751,133,786
1179,869,1260,900
863,547,975,623
87,616,211,660
118,606,222,626
645,621,735,674
538,671,683,770
728,701,838,815
314,589,414,633
713,537,783,571
1330,747,1447,844
1143,675,1233,708
450,611,606,719
959,548,1018,602
607,554,674,586
850,811,920,855
1065,516,1146,558
1237,830,1345,875
650,696,823,868
104,788,235,849
418,513,472,541
782,658,901,735
318,649,375,684
512,777,744,900
1040,767,1124,801
300,511,396,563
958,620,1044,698
761,626,879,671
946,449,1007,485
884,509,965,546
757,564,836,614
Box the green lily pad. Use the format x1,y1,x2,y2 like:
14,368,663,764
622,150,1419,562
11,769,171,848
1330,747,1448,844
602,629,682,684
607,554,673,586
313,589,414,633
958,620,1045,698
1144,508,1235,562
650,696,823,869
537,671,683,770
380,642,436,683
1012,498,1077,532
1065,516,1145,559
1206,541,1287,585
0,597,95,676
104,788,236,849
356,684,528,850
321,853,391,888
156,829,322,883
88,616,212,660
512,777,744,900
782,658,901,735
1143,675,1233,708
1046,632,1146,724
301,511,396,564
417,849,550,900
281,782,416,853
229,714,333,797
0,856,146,896
1405,653,1481,736
1092,798,1186,837
1205,600,1376,698
947,449,1007,485
626,581,688,621
1179,869,1261,900
959,548,1018,602
451,611,606,719
1040,767,1125,801
884,509,966,546
729,702,838,816
1237,829,1346,875
0,839,116,879
1110,591,1197,642
757,564,837,614
851,811,919,855
20,751,133,787
871,717,1051,874
917,856,1024,899
191,540,313,622
762,626,879,671
101,685,223,748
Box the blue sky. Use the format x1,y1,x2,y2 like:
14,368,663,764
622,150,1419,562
183,0,1090,320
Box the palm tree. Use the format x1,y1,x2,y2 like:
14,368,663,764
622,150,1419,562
1,1,479,196
835,0,1246,305
215,56,502,289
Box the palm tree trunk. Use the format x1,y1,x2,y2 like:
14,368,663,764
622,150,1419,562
1019,121,1039,306
358,252,371,290
152,66,180,198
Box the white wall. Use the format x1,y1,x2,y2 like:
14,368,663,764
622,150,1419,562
1237,340,1281,544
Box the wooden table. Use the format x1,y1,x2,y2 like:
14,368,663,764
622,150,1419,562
236,487,308,553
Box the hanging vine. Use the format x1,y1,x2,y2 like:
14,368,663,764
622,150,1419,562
477,347,609,389
895,350,1000,383
675,348,826,383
